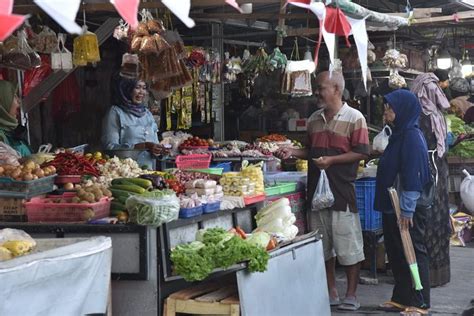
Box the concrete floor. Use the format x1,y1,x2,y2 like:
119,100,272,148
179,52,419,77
332,245,474,316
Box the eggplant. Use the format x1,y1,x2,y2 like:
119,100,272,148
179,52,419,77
139,174,167,190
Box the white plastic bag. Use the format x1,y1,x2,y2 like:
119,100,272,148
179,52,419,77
461,169,474,213
51,34,72,71
312,169,335,211
372,125,392,152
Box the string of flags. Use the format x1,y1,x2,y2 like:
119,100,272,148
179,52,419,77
0,0,369,88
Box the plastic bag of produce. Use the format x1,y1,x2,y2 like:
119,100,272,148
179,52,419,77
312,169,334,211
126,190,179,227
372,125,392,152
461,170,474,213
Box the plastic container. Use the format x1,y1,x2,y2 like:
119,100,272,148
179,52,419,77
179,205,203,218
180,146,209,151
55,175,82,184
264,182,298,196
210,162,232,173
175,154,212,169
203,201,221,214
355,178,381,231
264,172,307,191
244,194,266,205
0,175,56,199
25,195,111,222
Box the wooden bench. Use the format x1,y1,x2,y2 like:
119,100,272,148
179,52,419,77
164,282,240,316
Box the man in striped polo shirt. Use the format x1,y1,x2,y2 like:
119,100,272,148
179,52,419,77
276,71,370,311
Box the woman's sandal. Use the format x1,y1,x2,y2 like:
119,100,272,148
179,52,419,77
377,301,407,312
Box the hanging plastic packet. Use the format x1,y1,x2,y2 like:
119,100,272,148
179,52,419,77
73,26,101,66
388,69,407,89
51,33,72,71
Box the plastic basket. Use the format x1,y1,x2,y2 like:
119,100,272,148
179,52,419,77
210,162,232,173
179,205,203,218
244,194,266,205
203,201,221,214
175,154,212,169
0,175,56,199
355,179,381,231
67,144,88,155
264,182,298,196
264,172,307,191
55,175,82,184
25,195,111,222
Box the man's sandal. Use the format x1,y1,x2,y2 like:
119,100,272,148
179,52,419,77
401,306,430,316
377,301,407,312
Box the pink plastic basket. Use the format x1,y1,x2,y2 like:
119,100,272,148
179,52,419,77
175,154,212,169
55,175,82,184
26,195,111,222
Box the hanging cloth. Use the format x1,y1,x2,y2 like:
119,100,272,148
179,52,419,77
324,7,352,47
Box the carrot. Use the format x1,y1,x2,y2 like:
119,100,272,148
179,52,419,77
235,226,247,239
266,238,277,251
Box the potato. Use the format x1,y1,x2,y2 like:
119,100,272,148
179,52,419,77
71,197,81,203
64,183,74,191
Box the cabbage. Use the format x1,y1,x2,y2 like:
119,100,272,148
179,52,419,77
256,205,292,227
246,232,271,249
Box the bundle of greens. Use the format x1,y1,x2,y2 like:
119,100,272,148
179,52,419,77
171,228,269,282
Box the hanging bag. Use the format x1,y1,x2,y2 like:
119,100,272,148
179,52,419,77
312,169,335,211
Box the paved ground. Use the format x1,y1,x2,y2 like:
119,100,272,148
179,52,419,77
332,245,474,316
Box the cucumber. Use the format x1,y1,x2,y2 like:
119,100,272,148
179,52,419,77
112,178,152,189
111,201,126,211
117,195,128,204
110,184,146,194
110,188,136,199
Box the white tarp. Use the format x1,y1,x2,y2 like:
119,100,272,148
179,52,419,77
0,236,112,316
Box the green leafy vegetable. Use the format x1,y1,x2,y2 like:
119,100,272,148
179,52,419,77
171,228,270,281
447,114,466,136
449,141,474,158
170,241,213,282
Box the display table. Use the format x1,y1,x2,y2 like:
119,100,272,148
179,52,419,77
0,203,262,316
0,237,112,316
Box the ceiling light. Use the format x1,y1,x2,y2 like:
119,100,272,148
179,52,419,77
436,48,452,69
461,50,473,77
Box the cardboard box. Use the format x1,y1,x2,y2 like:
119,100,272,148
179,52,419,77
288,119,307,131
0,198,27,222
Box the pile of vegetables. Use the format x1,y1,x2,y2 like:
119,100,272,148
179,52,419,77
171,228,270,282
95,157,145,186
126,189,180,227
447,115,474,158
71,183,112,203
42,152,99,177
254,198,298,241
0,160,56,181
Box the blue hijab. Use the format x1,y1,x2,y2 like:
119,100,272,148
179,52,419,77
374,89,431,212
117,78,147,117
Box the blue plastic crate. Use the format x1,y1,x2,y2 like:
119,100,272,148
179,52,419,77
203,201,221,214
355,179,382,231
210,162,232,173
179,205,203,219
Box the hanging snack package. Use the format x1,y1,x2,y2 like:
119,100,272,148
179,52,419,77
140,35,158,55
73,34,88,66
153,33,170,54
113,19,129,41
3,31,33,70
82,30,101,63
147,18,165,34
35,26,58,54
135,22,150,37
130,36,143,53
162,29,186,59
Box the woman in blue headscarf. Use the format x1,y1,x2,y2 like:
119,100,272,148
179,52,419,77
102,77,164,169
375,89,431,314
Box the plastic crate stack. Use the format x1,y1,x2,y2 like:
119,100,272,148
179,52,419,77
355,178,381,231
0,176,57,222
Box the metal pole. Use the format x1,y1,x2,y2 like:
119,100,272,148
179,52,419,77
211,22,224,141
